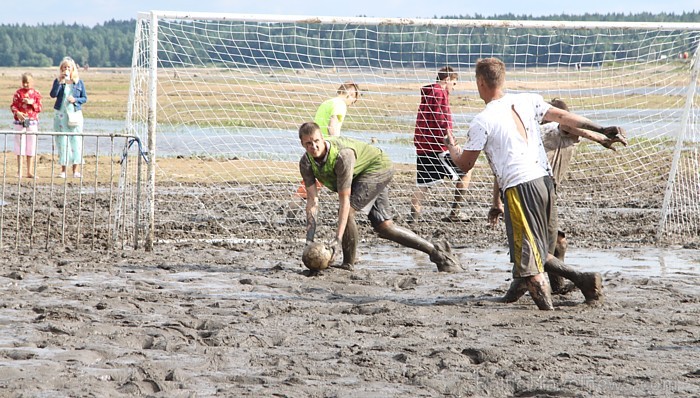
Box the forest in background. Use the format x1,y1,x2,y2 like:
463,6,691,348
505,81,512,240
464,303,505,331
0,20,134,67
0,12,698,68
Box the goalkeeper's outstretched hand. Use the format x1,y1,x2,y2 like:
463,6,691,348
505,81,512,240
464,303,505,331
601,126,628,148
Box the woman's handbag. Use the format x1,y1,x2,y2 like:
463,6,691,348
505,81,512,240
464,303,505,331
66,103,83,127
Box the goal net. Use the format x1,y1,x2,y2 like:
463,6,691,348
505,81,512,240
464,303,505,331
129,12,700,248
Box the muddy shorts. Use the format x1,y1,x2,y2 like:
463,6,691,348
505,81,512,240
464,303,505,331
502,176,558,278
350,168,394,228
415,151,466,186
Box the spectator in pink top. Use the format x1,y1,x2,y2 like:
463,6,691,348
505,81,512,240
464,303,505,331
410,66,472,223
10,72,43,179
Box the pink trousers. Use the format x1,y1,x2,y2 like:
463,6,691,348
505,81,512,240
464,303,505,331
14,123,38,156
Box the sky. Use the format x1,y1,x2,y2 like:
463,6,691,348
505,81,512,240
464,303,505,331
1,0,698,26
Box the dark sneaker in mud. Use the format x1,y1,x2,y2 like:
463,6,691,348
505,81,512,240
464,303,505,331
429,240,463,273
578,272,604,303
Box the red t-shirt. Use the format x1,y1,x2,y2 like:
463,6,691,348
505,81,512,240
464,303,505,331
414,83,452,154
11,87,43,121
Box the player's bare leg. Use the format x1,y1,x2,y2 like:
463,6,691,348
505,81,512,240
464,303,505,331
376,220,431,252
526,273,554,310
545,254,603,304
409,187,427,223
549,231,576,295
375,220,462,272
445,172,472,222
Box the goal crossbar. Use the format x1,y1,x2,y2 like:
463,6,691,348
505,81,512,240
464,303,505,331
139,11,700,31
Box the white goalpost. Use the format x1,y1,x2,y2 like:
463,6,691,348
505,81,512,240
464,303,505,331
128,11,700,249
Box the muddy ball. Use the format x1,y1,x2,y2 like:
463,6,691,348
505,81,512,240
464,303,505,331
302,242,332,270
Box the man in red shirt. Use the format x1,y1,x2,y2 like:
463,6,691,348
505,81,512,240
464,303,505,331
410,66,472,222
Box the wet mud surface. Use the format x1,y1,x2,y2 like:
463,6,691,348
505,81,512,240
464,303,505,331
0,236,698,397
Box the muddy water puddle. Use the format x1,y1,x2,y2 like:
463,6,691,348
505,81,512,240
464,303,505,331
358,244,699,278
95,244,699,303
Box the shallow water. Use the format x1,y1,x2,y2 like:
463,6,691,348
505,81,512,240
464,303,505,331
563,248,700,278
105,242,699,302
361,244,700,278
4,108,689,166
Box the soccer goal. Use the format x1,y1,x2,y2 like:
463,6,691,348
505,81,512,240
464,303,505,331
128,12,700,249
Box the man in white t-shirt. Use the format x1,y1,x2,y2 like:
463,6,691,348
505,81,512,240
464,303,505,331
446,57,626,310
489,98,627,295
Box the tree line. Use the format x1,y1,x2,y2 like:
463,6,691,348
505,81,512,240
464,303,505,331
1,12,698,68
0,19,134,67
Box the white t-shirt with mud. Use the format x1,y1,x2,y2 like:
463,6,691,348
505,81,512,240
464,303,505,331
464,93,552,190
540,121,580,184
540,122,579,152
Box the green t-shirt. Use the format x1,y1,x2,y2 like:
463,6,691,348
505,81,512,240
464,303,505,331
300,136,392,192
314,97,347,137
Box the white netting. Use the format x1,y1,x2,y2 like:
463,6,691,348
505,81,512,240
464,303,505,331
128,13,700,245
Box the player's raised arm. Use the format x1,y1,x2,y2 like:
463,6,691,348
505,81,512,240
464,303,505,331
544,106,628,147
559,125,625,151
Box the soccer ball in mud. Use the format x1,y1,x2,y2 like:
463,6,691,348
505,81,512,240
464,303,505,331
302,242,332,270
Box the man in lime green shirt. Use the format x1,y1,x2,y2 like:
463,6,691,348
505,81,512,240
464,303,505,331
314,82,360,137
298,121,462,273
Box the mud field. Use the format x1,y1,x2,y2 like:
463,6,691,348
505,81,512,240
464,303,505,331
0,183,699,398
